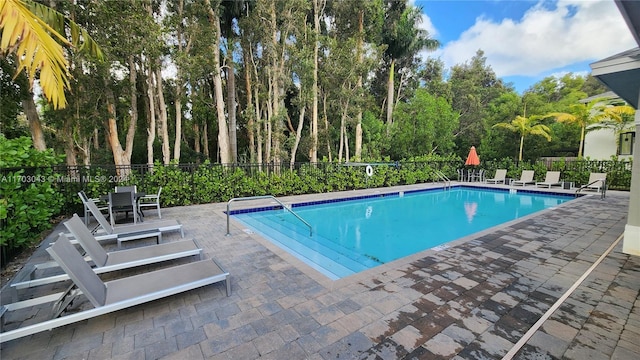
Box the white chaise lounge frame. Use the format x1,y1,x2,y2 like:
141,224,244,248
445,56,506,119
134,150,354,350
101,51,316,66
585,172,607,192
485,169,507,184
511,170,535,186
535,171,562,188
0,234,229,343
10,214,203,291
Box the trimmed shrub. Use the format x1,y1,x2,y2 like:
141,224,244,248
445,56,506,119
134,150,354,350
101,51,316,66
0,136,64,255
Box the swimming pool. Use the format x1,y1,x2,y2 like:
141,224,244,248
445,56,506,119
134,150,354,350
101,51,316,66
231,187,574,279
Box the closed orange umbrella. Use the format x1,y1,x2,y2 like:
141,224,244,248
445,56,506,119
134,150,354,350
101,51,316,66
465,146,480,166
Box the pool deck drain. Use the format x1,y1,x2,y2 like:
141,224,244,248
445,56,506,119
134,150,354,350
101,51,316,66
1,183,638,359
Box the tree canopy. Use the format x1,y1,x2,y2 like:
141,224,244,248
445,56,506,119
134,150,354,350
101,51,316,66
0,0,633,168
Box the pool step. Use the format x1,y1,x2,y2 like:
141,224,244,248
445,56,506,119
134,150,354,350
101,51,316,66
258,213,382,268
235,214,379,279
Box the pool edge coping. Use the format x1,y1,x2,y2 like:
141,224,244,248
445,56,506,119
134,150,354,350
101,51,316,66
224,183,601,288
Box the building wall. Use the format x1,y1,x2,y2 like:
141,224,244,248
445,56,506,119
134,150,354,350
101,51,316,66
584,128,617,159
583,126,634,160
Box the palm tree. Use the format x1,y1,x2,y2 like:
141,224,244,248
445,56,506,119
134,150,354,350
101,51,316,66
0,0,102,109
493,115,552,161
382,3,439,132
546,98,635,158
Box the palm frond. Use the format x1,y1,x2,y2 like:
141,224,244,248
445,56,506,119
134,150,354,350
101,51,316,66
1,0,70,108
548,112,578,124
604,105,635,118
492,122,516,132
23,0,104,60
530,124,552,141
1,0,104,109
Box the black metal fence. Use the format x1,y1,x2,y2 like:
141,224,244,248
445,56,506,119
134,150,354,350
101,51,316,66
2,158,632,210
2,160,455,209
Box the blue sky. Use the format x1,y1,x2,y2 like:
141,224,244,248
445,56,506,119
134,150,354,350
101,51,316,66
412,0,636,93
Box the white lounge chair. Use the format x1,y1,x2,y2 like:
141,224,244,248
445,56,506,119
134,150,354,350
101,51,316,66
0,233,229,343
536,171,562,188
485,169,507,184
10,214,203,291
585,172,607,192
511,170,535,186
138,187,162,218
79,192,184,248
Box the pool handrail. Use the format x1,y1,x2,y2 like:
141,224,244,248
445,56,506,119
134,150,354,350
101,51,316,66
575,179,607,199
434,170,451,190
226,195,313,237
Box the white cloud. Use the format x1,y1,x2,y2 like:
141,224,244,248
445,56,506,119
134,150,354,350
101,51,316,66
435,0,636,77
417,12,438,38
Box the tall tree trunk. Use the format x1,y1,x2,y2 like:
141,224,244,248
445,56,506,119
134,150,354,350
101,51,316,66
22,96,46,151
309,0,321,163
255,87,263,165
344,127,350,162
205,0,231,164
578,126,585,158
62,117,78,168
244,48,256,162
174,96,182,162
203,120,210,158
228,56,238,163
65,100,81,173
146,64,157,168
386,59,395,134
338,99,350,162
248,43,263,165
519,135,524,161
103,84,129,176
156,65,170,165
266,69,273,163
323,93,332,162
125,55,137,162
290,103,306,169
81,136,91,166
354,10,364,161
173,0,190,163
93,128,99,150
338,114,344,162
269,1,282,164
194,122,201,154
102,54,135,174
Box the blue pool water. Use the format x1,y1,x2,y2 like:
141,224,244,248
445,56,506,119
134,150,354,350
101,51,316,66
232,187,573,279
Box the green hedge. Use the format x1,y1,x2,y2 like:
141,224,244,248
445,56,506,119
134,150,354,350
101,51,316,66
0,136,64,253
128,159,456,207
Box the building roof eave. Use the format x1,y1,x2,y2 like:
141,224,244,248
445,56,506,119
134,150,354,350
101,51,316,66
616,0,640,46
589,48,640,109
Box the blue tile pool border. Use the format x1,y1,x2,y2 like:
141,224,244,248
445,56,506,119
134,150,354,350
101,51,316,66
227,185,578,215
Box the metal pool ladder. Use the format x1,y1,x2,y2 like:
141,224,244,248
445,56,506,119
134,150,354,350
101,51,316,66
434,170,451,190
226,195,313,236
575,179,607,199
